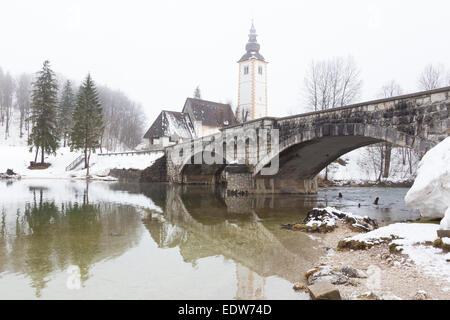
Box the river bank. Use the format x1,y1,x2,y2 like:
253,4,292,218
318,177,414,188
0,145,164,181
290,213,450,300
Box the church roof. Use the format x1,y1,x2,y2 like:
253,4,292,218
183,98,237,127
143,110,195,140
238,22,266,63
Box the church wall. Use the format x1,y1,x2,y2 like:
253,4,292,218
254,60,267,119
238,59,267,121
238,61,254,121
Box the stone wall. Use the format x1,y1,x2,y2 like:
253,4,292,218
109,168,142,182
109,155,168,182
141,155,168,182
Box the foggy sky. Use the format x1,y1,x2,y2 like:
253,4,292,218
1,0,449,123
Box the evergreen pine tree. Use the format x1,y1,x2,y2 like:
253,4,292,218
193,86,201,99
28,60,59,165
70,74,104,176
58,80,76,147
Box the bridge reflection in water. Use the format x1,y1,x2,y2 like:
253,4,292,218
138,183,321,299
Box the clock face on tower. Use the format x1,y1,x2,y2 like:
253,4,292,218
237,22,267,122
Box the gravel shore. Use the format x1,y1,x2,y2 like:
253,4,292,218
310,221,450,300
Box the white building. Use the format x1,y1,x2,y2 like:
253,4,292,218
143,110,195,148
237,22,268,122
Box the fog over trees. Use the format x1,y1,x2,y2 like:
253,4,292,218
0,68,15,139
0,64,146,151
98,86,146,151
16,73,32,138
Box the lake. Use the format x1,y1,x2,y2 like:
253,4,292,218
0,179,418,299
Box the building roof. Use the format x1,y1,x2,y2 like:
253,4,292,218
182,98,237,127
238,22,266,63
143,110,195,140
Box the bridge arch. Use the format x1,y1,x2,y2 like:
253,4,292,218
179,149,229,184
253,122,433,179
176,130,260,184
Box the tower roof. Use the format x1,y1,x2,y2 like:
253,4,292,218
238,22,266,63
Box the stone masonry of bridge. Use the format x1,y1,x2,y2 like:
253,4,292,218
164,87,449,194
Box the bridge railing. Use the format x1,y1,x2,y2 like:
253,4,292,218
97,150,163,157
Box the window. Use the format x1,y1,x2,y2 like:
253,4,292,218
258,66,263,75
244,66,249,75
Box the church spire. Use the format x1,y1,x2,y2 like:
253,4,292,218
237,21,268,121
238,21,265,62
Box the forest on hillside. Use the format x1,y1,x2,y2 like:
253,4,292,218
0,64,146,151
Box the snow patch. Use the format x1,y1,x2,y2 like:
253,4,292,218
405,137,450,221
0,145,163,180
441,207,450,230
345,223,450,283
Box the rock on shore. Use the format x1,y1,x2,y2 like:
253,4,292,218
282,207,377,233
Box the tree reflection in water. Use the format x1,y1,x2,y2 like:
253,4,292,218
0,182,142,298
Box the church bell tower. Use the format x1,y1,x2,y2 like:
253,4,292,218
237,22,268,122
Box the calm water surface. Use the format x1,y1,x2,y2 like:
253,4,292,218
0,180,418,299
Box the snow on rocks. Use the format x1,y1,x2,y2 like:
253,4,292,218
304,265,367,289
405,137,450,221
0,169,21,180
282,206,377,233
338,222,450,283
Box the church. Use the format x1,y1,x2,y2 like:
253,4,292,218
143,22,268,149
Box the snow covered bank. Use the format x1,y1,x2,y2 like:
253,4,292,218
341,223,450,283
0,145,163,180
405,137,450,225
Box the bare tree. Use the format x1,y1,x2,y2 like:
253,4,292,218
418,63,445,90
15,73,32,138
0,71,15,139
378,80,403,98
303,56,362,112
303,56,362,180
371,80,404,179
358,80,422,182
97,86,146,151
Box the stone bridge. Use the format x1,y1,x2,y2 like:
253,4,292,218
165,87,450,194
